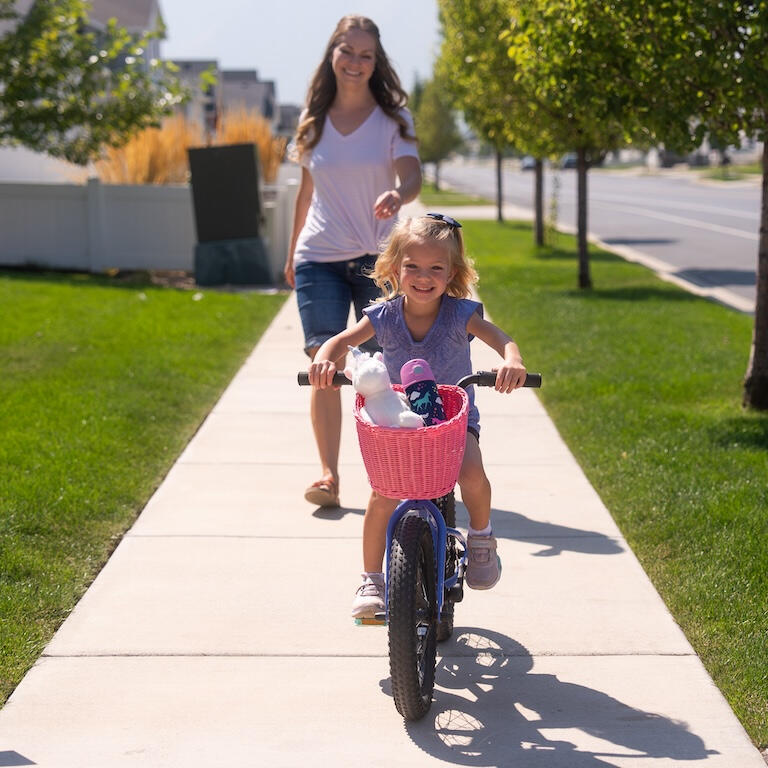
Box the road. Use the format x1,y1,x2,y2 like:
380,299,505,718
438,158,761,312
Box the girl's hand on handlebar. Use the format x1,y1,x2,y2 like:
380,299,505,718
493,360,528,393
308,359,339,389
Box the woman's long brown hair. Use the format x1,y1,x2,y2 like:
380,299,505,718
293,15,416,160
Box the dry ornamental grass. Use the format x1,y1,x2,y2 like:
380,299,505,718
94,109,286,185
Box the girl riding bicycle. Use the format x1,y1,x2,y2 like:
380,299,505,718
307,213,528,619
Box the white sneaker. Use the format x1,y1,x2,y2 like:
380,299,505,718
351,574,385,618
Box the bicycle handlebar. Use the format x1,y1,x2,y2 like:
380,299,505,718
297,371,542,389
458,371,542,389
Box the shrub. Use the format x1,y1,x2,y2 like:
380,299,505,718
93,108,286,185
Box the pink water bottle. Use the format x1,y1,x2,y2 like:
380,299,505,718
400,359,446,426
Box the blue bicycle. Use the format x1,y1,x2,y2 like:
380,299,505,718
299,370,541,720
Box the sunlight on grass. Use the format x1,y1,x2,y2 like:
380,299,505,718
0,271,286,703
464,220,768,748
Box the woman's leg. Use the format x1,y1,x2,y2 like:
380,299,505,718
307,347,345,496
295,260,352,505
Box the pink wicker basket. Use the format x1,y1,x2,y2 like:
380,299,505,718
353,385,469,499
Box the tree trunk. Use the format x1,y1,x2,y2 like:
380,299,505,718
577,147,592,289
534,159,544,246
495,149,503,223
743,140,768,409
434,162,441,192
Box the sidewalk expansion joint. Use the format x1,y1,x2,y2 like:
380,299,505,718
40,651,696,659
125,534,365,540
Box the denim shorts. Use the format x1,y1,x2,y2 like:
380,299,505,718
295,254,382,356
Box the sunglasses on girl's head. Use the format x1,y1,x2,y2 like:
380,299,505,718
425,212,462,229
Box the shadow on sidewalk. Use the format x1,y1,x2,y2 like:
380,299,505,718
387,628,716,767
456,504,625,557
310,505,365,520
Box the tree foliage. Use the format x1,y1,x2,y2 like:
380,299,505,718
437,0,556,224
413,75,463,190
506,0,661,287
0,0,186,165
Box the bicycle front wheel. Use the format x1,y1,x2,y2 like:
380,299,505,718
388,513,438,721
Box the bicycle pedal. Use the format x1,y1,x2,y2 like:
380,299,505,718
355,616,386,626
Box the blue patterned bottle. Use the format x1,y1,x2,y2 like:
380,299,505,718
400,359,446,426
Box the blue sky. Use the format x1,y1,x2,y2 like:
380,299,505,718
158,0,440,106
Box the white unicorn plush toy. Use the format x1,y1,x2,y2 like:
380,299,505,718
345,346,424,428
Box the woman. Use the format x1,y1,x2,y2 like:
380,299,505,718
286,15,422,508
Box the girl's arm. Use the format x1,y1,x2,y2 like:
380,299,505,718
466,312,528,393
285,167,314,288
374,156,422,220
308,316,377,388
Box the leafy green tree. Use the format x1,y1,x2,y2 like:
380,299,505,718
413,76,463,191
0,0,185,165
507,0,652,288
646,1,768,409
437,0,556,231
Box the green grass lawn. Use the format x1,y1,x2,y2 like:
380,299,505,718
0,270,286,704
419,180,490,207
695,162,763,181
465,221,768,749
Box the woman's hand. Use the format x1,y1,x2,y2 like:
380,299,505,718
373,189,402,220
284,259,295,289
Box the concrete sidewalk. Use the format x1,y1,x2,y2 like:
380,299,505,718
0,245,764,767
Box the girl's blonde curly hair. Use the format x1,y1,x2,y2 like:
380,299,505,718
371,216,478,301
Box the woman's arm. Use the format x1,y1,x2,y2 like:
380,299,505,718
285,167,314,288
374,156,422,220
466,312,528,392
308,317,377,388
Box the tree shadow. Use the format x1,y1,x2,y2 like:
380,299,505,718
454,504,624,557
392,628,717,767
534,247,619,263
707,415,768,451
675,268,756,288
565,286,701,304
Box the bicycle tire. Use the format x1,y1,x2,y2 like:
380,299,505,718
434,492,456,643
388,513,438,720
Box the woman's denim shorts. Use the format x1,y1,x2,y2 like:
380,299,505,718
295,254,382,357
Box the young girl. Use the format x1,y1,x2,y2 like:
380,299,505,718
307,214,528,619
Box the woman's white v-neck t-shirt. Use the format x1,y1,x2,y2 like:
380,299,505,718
294,106,419,264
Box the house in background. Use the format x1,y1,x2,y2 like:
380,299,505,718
88,0,165,70
173,59,222,140
276,104,301,138
221,70,277,124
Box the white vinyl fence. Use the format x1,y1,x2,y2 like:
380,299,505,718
0,176,298,283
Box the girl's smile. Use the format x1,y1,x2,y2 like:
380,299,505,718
399,242,454,307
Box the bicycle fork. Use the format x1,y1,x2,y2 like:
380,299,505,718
382,499,467,624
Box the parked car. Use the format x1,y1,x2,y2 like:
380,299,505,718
520,155,537,170
560,152,578,169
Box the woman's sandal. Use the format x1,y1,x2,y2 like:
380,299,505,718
304,478,340,508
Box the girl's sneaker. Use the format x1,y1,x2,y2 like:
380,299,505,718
466,534,501,590
351,573,385,618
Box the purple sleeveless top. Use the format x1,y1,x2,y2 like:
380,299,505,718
364,295,482,432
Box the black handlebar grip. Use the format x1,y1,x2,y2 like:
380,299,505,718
473,371,542,388
297,371,351,387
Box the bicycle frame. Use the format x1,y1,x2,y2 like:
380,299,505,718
383,498,467,623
